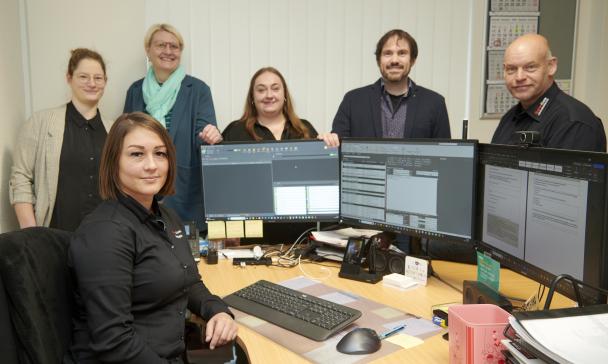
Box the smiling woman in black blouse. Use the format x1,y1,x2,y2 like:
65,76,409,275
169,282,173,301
222,66,318,141
66,112,237,363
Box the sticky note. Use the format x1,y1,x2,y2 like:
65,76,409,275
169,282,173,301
226,221,245,238
386,333,423,349
245,220,263,238
207,221,226,239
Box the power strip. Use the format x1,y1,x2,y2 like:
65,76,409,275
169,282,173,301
232,257,272,266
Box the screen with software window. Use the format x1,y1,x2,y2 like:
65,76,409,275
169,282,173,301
339,139,477,243
476,144,608,303
201,140,339,222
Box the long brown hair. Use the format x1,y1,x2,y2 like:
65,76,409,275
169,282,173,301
99,112,176,200
240,67,312,141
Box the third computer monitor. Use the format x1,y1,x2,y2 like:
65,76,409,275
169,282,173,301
476,144,608,303
201,140,340,222
339,139,478,244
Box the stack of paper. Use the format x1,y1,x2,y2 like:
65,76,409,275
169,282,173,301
503,305,608,364
310,227,381,248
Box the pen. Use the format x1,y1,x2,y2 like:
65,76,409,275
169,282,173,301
378,324,406,340
221,252,229,259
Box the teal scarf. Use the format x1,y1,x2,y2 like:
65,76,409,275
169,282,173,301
142,65,186,127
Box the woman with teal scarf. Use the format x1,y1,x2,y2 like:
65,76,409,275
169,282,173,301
124,23,222,230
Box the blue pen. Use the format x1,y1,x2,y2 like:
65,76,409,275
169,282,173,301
378,324,406,340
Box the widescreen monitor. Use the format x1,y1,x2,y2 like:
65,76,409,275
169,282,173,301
339,139,477,243
476,144,608,303
201,140,339,222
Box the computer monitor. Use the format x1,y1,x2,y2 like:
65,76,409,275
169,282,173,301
476,144,608,303
201,140,339,222
339,138,478,243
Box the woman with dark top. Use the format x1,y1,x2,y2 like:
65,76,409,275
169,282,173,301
223,67,323,244
124,23,222,230
66,113,237,363
9,48,112,231
222,66,318,141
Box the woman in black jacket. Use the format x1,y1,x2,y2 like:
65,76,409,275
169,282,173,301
67,112,237,363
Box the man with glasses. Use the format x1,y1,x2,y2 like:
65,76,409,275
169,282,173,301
492,33,605,152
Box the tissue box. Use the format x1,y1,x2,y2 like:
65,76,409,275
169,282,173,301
448,304,511,364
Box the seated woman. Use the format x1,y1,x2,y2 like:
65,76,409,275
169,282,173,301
10,48,112,231
67,112,237,363
222,66,317,141
222,67,322,244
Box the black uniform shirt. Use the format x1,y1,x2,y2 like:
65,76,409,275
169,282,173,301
67,194,231,363
492,82,606,152
50,102,107,231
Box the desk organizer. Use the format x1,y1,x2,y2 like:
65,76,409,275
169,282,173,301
448,304,511,364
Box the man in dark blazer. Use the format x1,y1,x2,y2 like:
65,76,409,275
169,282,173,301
319,29,451,146
318,29,452,254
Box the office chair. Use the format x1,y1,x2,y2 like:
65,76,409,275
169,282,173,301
0,227,73,364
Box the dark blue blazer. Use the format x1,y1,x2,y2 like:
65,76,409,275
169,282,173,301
332,78,451,138
123,75,217,230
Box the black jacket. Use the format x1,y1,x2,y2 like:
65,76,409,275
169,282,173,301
332,78,451,138
67,195,231,363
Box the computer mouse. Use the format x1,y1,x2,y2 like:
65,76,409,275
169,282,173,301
336,327,381,355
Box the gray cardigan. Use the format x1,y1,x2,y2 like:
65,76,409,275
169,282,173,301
9,105,113,226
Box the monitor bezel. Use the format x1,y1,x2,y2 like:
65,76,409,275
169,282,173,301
338,137,479,245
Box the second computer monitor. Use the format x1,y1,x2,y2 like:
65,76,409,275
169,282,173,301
339,139,477,243
201,140,339,222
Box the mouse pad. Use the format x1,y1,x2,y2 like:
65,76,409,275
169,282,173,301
228,276,443,363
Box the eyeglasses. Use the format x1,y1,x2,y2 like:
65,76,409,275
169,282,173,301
153,42,181,52
75,73,106,85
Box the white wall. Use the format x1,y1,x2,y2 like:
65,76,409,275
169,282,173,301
20,0,608,139
2,0,607,232
146,0,471,136
25,0,146,119
0,0,25,232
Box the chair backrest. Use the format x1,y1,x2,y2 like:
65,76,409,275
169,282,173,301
0,227,73,364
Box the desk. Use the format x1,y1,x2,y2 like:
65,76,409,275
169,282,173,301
198,259,573,363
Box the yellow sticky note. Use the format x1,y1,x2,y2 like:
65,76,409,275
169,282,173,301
386,334,424,349
226,221,245,238
245,220,264,238
207,221,226,239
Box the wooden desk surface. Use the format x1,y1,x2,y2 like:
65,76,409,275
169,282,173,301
198,258,573,363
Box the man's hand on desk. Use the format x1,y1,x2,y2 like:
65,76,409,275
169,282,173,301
205,312,238,349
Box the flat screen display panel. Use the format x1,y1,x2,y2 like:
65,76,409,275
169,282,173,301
201,140,339,222
339,139,477,243
476,144,608,303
